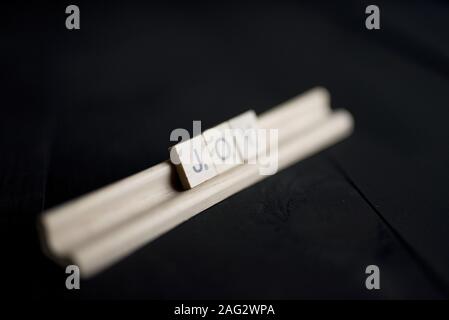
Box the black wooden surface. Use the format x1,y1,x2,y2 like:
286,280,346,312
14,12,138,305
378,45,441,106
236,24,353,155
3,1,449,299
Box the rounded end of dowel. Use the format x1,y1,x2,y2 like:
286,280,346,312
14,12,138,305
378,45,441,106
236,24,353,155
333,109,355,138
312,86,331,104
37,214,73,269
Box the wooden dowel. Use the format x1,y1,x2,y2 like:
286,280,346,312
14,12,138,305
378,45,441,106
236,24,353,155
259,87,330,129
68,109,353,277
41,87,331,257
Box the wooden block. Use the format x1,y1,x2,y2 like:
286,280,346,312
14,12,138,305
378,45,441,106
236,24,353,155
170,135,217,189
228,110,259,162
203,122,242,174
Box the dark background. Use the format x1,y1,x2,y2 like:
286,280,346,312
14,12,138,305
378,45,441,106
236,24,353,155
3,0,449,299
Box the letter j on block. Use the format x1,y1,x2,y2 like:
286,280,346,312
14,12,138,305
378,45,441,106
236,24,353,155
170,135,217,189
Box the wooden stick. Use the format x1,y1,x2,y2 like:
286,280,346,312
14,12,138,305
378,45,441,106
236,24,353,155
56,109,353,277
41,87,331,257
39,87,354,277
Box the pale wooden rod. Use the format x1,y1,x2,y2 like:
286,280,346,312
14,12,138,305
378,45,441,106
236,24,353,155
40,87,353,277
42,87,329,255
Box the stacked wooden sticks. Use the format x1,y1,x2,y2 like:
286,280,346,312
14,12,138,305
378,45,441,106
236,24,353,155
40,87,354,278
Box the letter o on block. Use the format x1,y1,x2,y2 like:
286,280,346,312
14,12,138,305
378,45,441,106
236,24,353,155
203,122,242,173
